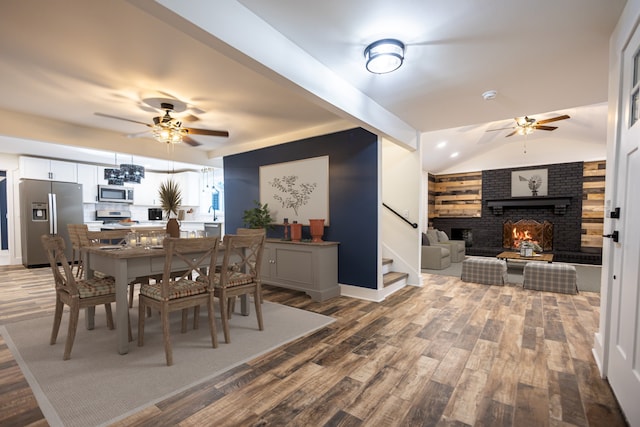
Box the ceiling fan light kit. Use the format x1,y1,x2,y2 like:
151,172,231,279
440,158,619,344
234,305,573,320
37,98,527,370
94,101,229,147
364,39,405,74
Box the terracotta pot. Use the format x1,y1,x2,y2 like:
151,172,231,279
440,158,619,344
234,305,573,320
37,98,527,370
290,223,302,242
309,219,325,243
166,218,180,238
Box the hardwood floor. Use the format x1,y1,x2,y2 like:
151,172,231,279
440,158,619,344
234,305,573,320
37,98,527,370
0,265,628,426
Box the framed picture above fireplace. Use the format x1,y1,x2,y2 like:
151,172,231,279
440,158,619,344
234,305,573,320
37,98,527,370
511,168,548,197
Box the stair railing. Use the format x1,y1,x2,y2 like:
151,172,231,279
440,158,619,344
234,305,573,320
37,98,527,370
383,203,418,228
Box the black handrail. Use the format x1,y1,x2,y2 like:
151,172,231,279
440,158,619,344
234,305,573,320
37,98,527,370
383,203,418,228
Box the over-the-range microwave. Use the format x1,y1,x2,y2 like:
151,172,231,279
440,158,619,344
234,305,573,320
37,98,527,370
98,185,134,203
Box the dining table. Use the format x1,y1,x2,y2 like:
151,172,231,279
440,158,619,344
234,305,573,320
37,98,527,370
82,242,248,355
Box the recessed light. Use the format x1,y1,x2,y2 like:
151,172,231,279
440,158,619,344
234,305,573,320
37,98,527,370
450,152,459,158
436,141,447,149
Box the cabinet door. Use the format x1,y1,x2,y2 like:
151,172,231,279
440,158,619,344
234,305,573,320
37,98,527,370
175,171,201,206
19,157,52,180
77,164,98,203
50,159,77,182
135,172,163,206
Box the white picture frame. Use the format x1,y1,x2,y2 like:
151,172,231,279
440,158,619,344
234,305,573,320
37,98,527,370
260,156,329,225
511,168,548,197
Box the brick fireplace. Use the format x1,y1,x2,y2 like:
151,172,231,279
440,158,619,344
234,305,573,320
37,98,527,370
432,162,602,265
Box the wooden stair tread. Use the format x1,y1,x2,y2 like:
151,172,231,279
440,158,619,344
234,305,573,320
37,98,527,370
383,271,408,287
382,258,393,266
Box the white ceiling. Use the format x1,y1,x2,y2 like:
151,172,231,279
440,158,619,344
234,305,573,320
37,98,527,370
0,0,626,173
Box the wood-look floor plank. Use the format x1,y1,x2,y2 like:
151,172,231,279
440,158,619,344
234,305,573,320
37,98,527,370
0,266,629,427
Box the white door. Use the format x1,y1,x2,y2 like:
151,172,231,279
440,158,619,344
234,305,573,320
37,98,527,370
606,21,640,426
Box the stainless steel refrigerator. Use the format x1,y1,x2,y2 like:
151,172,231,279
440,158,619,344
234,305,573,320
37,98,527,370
20,179,83,267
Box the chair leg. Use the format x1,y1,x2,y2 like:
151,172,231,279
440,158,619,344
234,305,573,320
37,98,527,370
129,283,135,308
137,298,146,347
104,303,114,330
161,304,173,366
181,308,188,333
207,297,218,348
219,293,230,344
193,305,200,330
64,303,80,360
50,298,64,345
254,288,264,331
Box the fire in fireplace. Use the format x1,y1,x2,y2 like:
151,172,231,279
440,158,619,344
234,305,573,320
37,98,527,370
503,219,553,251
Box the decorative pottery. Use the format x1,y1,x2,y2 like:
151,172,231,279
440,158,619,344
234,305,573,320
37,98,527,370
166,218,181,238
290,223,302,242
309,219,325,243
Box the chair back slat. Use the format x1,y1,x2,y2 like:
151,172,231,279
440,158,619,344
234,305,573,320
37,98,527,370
161,237,220,299
220,233,265,287
40,234,79,295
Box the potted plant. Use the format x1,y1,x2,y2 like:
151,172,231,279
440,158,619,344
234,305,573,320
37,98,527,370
242,200,274,229
158,178,183,237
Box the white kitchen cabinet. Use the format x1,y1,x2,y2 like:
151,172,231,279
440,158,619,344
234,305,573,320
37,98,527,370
260,239,340,302
174,171,201,206
19,156,77,182
134,171,164,206
77,163,98,203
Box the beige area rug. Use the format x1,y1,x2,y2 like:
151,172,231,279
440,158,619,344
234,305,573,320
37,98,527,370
1,300,334,427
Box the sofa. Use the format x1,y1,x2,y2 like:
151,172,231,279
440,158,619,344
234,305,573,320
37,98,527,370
424,229,466,262
421,245,451,270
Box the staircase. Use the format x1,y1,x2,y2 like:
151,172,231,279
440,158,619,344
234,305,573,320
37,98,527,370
382,257,409,288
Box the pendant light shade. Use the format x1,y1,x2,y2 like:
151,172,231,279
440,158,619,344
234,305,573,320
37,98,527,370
364,39,405,74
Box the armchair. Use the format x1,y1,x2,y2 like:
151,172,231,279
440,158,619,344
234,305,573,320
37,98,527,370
426,229,466,262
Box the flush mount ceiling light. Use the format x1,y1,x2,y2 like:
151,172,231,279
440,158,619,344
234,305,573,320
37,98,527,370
364,39,405,74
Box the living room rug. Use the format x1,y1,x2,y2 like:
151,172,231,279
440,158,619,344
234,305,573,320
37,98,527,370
0,301,334,427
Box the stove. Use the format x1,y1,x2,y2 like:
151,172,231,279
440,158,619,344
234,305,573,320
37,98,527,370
96,209,132,224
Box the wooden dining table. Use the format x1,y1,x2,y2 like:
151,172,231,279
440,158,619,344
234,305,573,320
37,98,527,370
82,243,248,355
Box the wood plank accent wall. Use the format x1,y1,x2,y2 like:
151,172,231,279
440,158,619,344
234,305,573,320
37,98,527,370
430,171,482,218
427,173,436,221
582,160,606,250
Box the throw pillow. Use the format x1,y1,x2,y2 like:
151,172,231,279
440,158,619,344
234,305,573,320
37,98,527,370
437,230,449,242
422,233,430,246
426,229,439,245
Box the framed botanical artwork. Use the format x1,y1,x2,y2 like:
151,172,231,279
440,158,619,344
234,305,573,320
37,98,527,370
511,168,548,197
260,156,329,225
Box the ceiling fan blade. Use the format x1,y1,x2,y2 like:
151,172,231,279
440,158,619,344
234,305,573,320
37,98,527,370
486,127,515,132
94,112,151,127
182,135,202,147
536,114,570,125
185,127,229,138
533,125,558,131
505,130,519,137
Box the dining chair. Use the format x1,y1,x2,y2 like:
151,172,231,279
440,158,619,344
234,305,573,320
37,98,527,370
215,233,266,344
66,224,82,277
41,234,118,360
137,236,220,366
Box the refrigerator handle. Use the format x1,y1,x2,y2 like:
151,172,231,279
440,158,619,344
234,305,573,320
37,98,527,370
48,193,57,235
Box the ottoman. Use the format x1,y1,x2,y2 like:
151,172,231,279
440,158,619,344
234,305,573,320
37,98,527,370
461,258,508,285
523,263,578,294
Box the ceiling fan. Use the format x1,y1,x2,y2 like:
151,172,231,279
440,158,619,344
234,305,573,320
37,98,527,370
487,114,570,137
95,102,229,146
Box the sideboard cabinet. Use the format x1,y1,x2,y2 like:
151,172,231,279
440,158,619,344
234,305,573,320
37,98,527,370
261,239,339,302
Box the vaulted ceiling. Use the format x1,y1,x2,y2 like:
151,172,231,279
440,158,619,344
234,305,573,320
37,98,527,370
0,0,626,172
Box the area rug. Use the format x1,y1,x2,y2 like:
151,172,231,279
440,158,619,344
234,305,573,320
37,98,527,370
1,301,335,427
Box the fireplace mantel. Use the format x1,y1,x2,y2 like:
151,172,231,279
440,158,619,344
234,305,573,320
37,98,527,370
486,196,572,215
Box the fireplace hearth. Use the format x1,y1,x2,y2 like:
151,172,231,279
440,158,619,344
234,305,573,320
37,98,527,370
503,219,553,251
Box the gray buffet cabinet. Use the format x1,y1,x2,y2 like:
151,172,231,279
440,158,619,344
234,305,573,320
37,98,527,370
261,239,340,302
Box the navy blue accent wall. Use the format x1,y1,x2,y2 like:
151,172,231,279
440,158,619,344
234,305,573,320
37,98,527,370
224,128,379,289
0,171,6,250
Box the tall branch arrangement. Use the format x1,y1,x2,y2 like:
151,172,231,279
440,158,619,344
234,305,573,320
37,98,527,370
269,175,317,215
